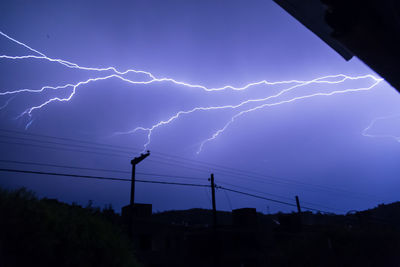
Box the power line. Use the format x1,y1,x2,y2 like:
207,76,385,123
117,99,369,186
0,140,127,158
0,138,215,174
217,186,297,208
218,181,295,202
0,128,253,173
0,129,263,179
0,167,341,213
0,135,367,196
221,188,233,211
0,130,378,213
0,159,130,173
0,129,360,189
0,135,381,204
217,186,326,213
203,187,212,206
215,172,380,203
0,158,336,212
0,130,345,184
0,135,292,182
0,129,382,202
0,159,205,181
0,134,133,155
0,128,142,153
0,168,210,188
217,180,346,213
220,180,343,211
0,133,243,174
0,140,380,209
300,199,346,213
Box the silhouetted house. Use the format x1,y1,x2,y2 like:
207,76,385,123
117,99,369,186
122,203,187,266
122,206,273,267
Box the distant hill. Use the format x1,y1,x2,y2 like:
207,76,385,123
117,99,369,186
357,201,400,225
152,202,400,228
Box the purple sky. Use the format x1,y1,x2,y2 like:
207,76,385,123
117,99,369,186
1,0,400,214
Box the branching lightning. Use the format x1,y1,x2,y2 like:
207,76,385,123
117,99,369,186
197,79,382,153
0,96,15,111
0,30,384,153
117,75,382,152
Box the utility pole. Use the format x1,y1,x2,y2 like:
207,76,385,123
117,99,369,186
209,173,217,228
295,195,303,231
209,173,218,267
295,195,301,213
130,150,150,207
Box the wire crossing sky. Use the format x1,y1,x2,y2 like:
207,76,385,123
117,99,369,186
0,31,383,153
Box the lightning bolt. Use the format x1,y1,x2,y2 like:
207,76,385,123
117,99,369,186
0,31,155,77
117,75,382,152
0,96,15,111
0,30,384,153
1,30,335,94
197,78,382,153
362,114,400,142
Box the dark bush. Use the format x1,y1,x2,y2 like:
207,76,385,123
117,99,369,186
0,188,140,267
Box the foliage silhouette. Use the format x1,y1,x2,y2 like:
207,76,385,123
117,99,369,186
0,187,140,267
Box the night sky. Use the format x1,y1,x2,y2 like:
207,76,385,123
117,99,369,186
1,0,400,214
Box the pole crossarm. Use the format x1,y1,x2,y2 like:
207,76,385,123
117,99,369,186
131,150,150,165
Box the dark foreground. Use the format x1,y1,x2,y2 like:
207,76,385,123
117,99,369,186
1,187,400,267
0,188,140,267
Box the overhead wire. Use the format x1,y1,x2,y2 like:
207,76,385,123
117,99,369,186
221,188,233,211
216,181,344,213
0,135,215,173
0,136,381,204
0,129,382,203
0,168,210,187
217,186,326,213
0,159,334,212
0,167,333,212
0,159,206,181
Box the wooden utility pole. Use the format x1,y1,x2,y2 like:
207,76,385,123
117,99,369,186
209,173,218,267
130,151,150,206
209,173,217,228
295,195,301,214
